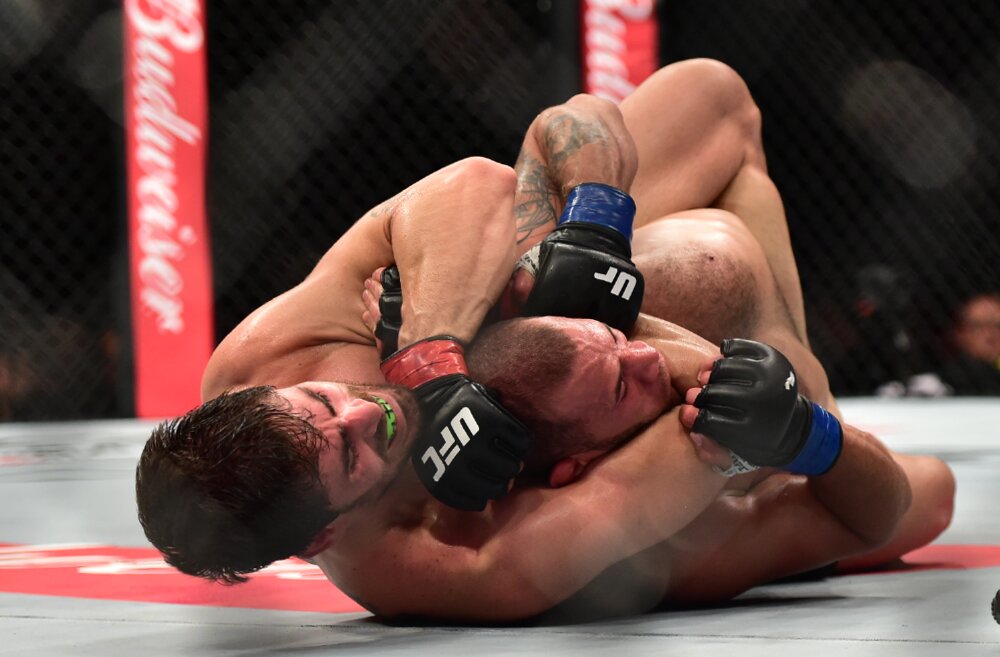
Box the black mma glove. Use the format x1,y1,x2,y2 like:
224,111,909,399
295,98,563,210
374,265,402,357
692,338,843,475
381,337,531,511
521,183,644,333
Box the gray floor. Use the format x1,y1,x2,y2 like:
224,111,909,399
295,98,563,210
1,398,998,656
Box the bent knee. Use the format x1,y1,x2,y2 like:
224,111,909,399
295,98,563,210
673,59,761,137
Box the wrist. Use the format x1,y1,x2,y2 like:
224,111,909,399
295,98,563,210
397,299,492,347
381,336,469,388
784,402,843,476
558,183,636,241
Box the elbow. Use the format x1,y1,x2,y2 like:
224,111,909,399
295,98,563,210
451,156,517,197
886,478,915,546
934,462,957,536
863,469,915,550
921,457,957,541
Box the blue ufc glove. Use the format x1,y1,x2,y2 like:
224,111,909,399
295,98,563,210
692,339,843,475
521,183,644,333
381,337,531,511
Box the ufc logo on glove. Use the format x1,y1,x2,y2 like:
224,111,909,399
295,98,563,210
421,406,479,482
594,265,637,300
382,336,529,511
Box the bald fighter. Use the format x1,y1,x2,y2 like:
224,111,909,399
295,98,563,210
136,59,953,620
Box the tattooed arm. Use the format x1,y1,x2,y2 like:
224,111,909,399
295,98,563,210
513,94,638,251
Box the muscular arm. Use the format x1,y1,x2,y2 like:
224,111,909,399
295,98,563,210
513,95,638,250
385,159,517,346
350,411,726,621
807,424,911,547
202,157,517,396
671,423,911,602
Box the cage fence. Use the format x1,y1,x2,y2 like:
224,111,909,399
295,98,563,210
1,0,997,420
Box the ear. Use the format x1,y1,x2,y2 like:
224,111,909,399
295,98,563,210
298,524,337,559
496,269,536,320
548,451,603,488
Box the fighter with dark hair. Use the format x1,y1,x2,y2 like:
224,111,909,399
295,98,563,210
137,59,954,619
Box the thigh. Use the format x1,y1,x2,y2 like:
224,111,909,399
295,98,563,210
621,60,807,339
632,210,772,344
633,210,835,406
620,59,759,228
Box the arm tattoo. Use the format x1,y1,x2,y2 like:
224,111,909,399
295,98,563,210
513,112,611,244
542,112,609,179
513,150,559,245
367,198,396,220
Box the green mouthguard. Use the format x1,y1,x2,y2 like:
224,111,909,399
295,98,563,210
372,396,397,443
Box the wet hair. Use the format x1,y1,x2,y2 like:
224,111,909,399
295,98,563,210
467,318,586,468
136,385,339,584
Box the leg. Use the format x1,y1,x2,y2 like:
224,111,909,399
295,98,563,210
632,208,839,411
621,59,807,340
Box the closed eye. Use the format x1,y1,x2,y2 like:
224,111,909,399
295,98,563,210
299,387,337,417
606,325,624,402
297,387,354,473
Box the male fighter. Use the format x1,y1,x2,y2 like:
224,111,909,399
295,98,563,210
362,57,952,574
137,59,952,616
486,59,953,573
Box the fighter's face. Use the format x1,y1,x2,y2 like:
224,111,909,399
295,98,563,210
274,381,417,511
539,317,671,442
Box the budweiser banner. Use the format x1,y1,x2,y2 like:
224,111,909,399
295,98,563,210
581,0,659,102
124,0,214,417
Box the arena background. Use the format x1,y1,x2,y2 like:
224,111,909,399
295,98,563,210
1,0,997,421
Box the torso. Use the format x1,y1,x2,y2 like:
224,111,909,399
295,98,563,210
313,312,795,618
214,205,835,617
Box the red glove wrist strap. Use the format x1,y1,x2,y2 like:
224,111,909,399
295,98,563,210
381,337,469,388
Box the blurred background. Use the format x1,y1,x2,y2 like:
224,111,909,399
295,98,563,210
1,0,998,421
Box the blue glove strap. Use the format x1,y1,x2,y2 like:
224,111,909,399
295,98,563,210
558,183,636,241
785,403,843,476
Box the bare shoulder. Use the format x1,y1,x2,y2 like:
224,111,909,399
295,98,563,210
311,525,443,618
315,515,550,621
633,314,718,394
201,207,395,398
634,314,715,349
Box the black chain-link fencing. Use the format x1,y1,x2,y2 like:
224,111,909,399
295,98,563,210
662,0,1000,395
1,0,998,421
1,0,125,420
205,0,575,336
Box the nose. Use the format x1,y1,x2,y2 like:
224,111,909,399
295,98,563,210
622,342,661,383
340,397,384,447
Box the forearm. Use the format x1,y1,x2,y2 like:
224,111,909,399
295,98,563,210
589,413,728,548
808,424,912,547
471,413,727,610
513,94,638,249
389,157,518,346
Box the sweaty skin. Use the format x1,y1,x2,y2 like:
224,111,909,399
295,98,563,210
503,60,952,574
332,61,948,618
182,59,952,621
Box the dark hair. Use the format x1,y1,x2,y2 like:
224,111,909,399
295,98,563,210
136,385,338,584
467,318,582,468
